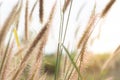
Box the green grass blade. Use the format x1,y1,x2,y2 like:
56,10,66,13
61,43,82,80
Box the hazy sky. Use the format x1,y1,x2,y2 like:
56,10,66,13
0,0,120,54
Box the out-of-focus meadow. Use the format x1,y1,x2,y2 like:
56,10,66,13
0,0,120,80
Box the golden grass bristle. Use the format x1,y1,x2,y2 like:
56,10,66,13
27,39,47,80
0,1,21,48
62,0,70,13
101,0,116,18
77,4,97,71
28,60,41,80
77,2,96,49
29,0,38,21
11,1,56,80
78,17,96,71
39,0,44,23
25,0,29,41
79,44,86,68
77,16,96,49
79,51,91,72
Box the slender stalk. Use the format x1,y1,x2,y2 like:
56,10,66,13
62,0,73,44
54,0,63,79
61,44,82,80
39,0,44,23
25,0,29,41
29,0,39,20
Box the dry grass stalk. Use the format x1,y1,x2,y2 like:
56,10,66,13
11,1,56,80
1,41,14,80
101,0,116,18
0,2,22,79
39,0,44,23
62,0,70,13
0,1,21,48
102,45,120,70
29,0,38,20
63,55,68,73
25,0,29,41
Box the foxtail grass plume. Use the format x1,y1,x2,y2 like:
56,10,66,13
11,1,56,80
0,1,21,48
